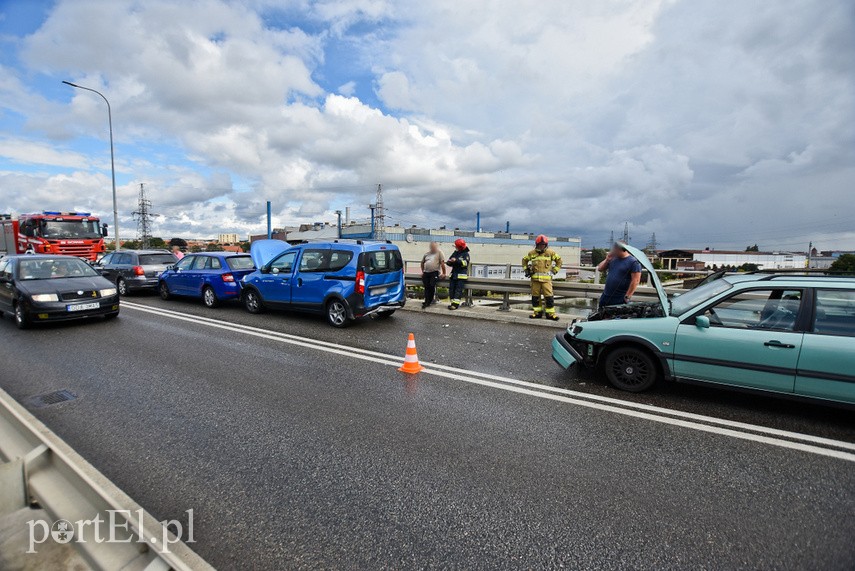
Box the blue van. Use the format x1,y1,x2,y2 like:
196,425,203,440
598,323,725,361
241,239,406,327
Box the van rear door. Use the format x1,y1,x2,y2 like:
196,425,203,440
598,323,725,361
359,246,405,308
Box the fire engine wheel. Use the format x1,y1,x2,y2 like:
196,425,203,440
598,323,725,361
159,282,171,300
14,303,31,330
202,286,219,308
603,346,658,393
326,299,350,328
117,278,128,296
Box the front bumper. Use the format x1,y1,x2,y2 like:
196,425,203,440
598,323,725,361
26,295,121,322
551,333,585,371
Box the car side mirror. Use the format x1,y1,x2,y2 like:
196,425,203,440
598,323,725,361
695,315,710,329
271,267,280,275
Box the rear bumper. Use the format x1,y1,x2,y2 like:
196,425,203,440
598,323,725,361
552,333,584,371
125,276,160,290
346,295,406,318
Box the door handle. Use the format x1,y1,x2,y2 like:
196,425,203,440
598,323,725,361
297,278,303,287
764,340,795,349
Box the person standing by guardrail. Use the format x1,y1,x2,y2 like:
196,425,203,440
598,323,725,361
446,238,470,310
420,241,446,309
597,242,642,307
523,234,562,320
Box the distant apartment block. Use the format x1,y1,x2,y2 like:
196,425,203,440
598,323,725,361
218,233,240,244
659,249,806,270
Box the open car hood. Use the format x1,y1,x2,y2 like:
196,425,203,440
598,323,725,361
620,242,669,316
250,239,290,269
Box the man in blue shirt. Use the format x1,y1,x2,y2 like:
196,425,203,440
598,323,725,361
597,243,642,307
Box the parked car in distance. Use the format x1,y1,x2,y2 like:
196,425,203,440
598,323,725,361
97,249,177,295
241,239,406,327
158,252,255,308
0,254,120,329
552,244,855,407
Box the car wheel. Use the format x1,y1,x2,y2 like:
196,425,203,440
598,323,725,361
603,346,658,392
14,303,31,330
326,299,350,328
244,289,263,314
117,278,128,296
202,286,219,308
159,281,171,300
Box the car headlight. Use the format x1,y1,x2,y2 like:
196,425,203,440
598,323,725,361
31,293,59,302
100,287,118,297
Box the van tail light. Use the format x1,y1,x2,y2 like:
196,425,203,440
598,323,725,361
222,272,235,283
356,270,365,295
133,266,145,276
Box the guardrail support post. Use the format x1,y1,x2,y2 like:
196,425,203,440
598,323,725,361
499,264,512,311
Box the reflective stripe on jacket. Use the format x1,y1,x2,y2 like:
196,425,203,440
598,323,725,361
447,247,470,279
522,248,562,282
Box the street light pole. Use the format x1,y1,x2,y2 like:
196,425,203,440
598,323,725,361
62,80,119,250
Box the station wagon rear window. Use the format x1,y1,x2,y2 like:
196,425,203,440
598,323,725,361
360,250,403,274
813,290,855,336
138,253,177,265
226,256,255,270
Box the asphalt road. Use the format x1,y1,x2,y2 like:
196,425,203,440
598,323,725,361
0,294,853,569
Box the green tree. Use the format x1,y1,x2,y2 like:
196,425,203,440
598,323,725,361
121,240,140,249
205,242,222,252
746,244,760,252
239,241,251,253
149,236,167,249
190,245,202,253
591,248,607,267
830,254,855,274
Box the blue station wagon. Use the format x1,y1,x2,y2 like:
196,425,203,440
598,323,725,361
241,239,406,327
552,244,855,407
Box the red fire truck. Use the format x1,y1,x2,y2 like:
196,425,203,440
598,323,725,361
0,211,108,261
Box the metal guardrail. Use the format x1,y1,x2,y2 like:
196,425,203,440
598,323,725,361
404,275,682,309
0,388,213,571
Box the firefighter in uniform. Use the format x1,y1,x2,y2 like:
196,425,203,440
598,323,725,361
446,238,470,310
522,235,562,320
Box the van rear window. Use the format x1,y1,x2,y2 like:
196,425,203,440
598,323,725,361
359,250,403,274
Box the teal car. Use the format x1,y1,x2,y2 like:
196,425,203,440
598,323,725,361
552,244,855,406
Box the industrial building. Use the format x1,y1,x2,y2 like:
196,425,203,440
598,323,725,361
658,249,806,270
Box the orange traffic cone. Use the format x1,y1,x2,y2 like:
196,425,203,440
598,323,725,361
398,333,425,374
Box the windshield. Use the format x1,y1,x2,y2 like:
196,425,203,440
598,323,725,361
670,279,733,316
18,258,100,280
139,254,177,265
226,256,255,270
40,220,101,239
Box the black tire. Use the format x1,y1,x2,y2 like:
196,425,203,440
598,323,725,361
244,289,263,314
326,299,350,328
159,281,171,300
603,346,659,392
202,286,219,308
14,302,31,330
117,278,128,296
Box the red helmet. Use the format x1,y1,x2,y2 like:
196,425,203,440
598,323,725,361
535,234,548,246
454,238,467,250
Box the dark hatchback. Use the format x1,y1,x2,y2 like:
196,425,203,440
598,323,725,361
0,255,120,329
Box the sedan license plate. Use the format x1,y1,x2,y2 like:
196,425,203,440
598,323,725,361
67,302,100,312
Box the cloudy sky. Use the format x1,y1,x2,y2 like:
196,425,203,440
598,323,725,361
0,0,852,250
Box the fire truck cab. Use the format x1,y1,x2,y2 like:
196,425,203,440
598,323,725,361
0,212,108,261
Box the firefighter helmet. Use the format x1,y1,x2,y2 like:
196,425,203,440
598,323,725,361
535,234,548,246
454,238,467,250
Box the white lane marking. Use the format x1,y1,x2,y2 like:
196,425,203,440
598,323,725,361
122,302,855,462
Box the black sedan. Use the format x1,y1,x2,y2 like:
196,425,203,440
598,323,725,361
0,255,120,329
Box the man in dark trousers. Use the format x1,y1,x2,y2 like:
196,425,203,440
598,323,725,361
597,242,642,307
446,238,470,310
420,241,446,309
